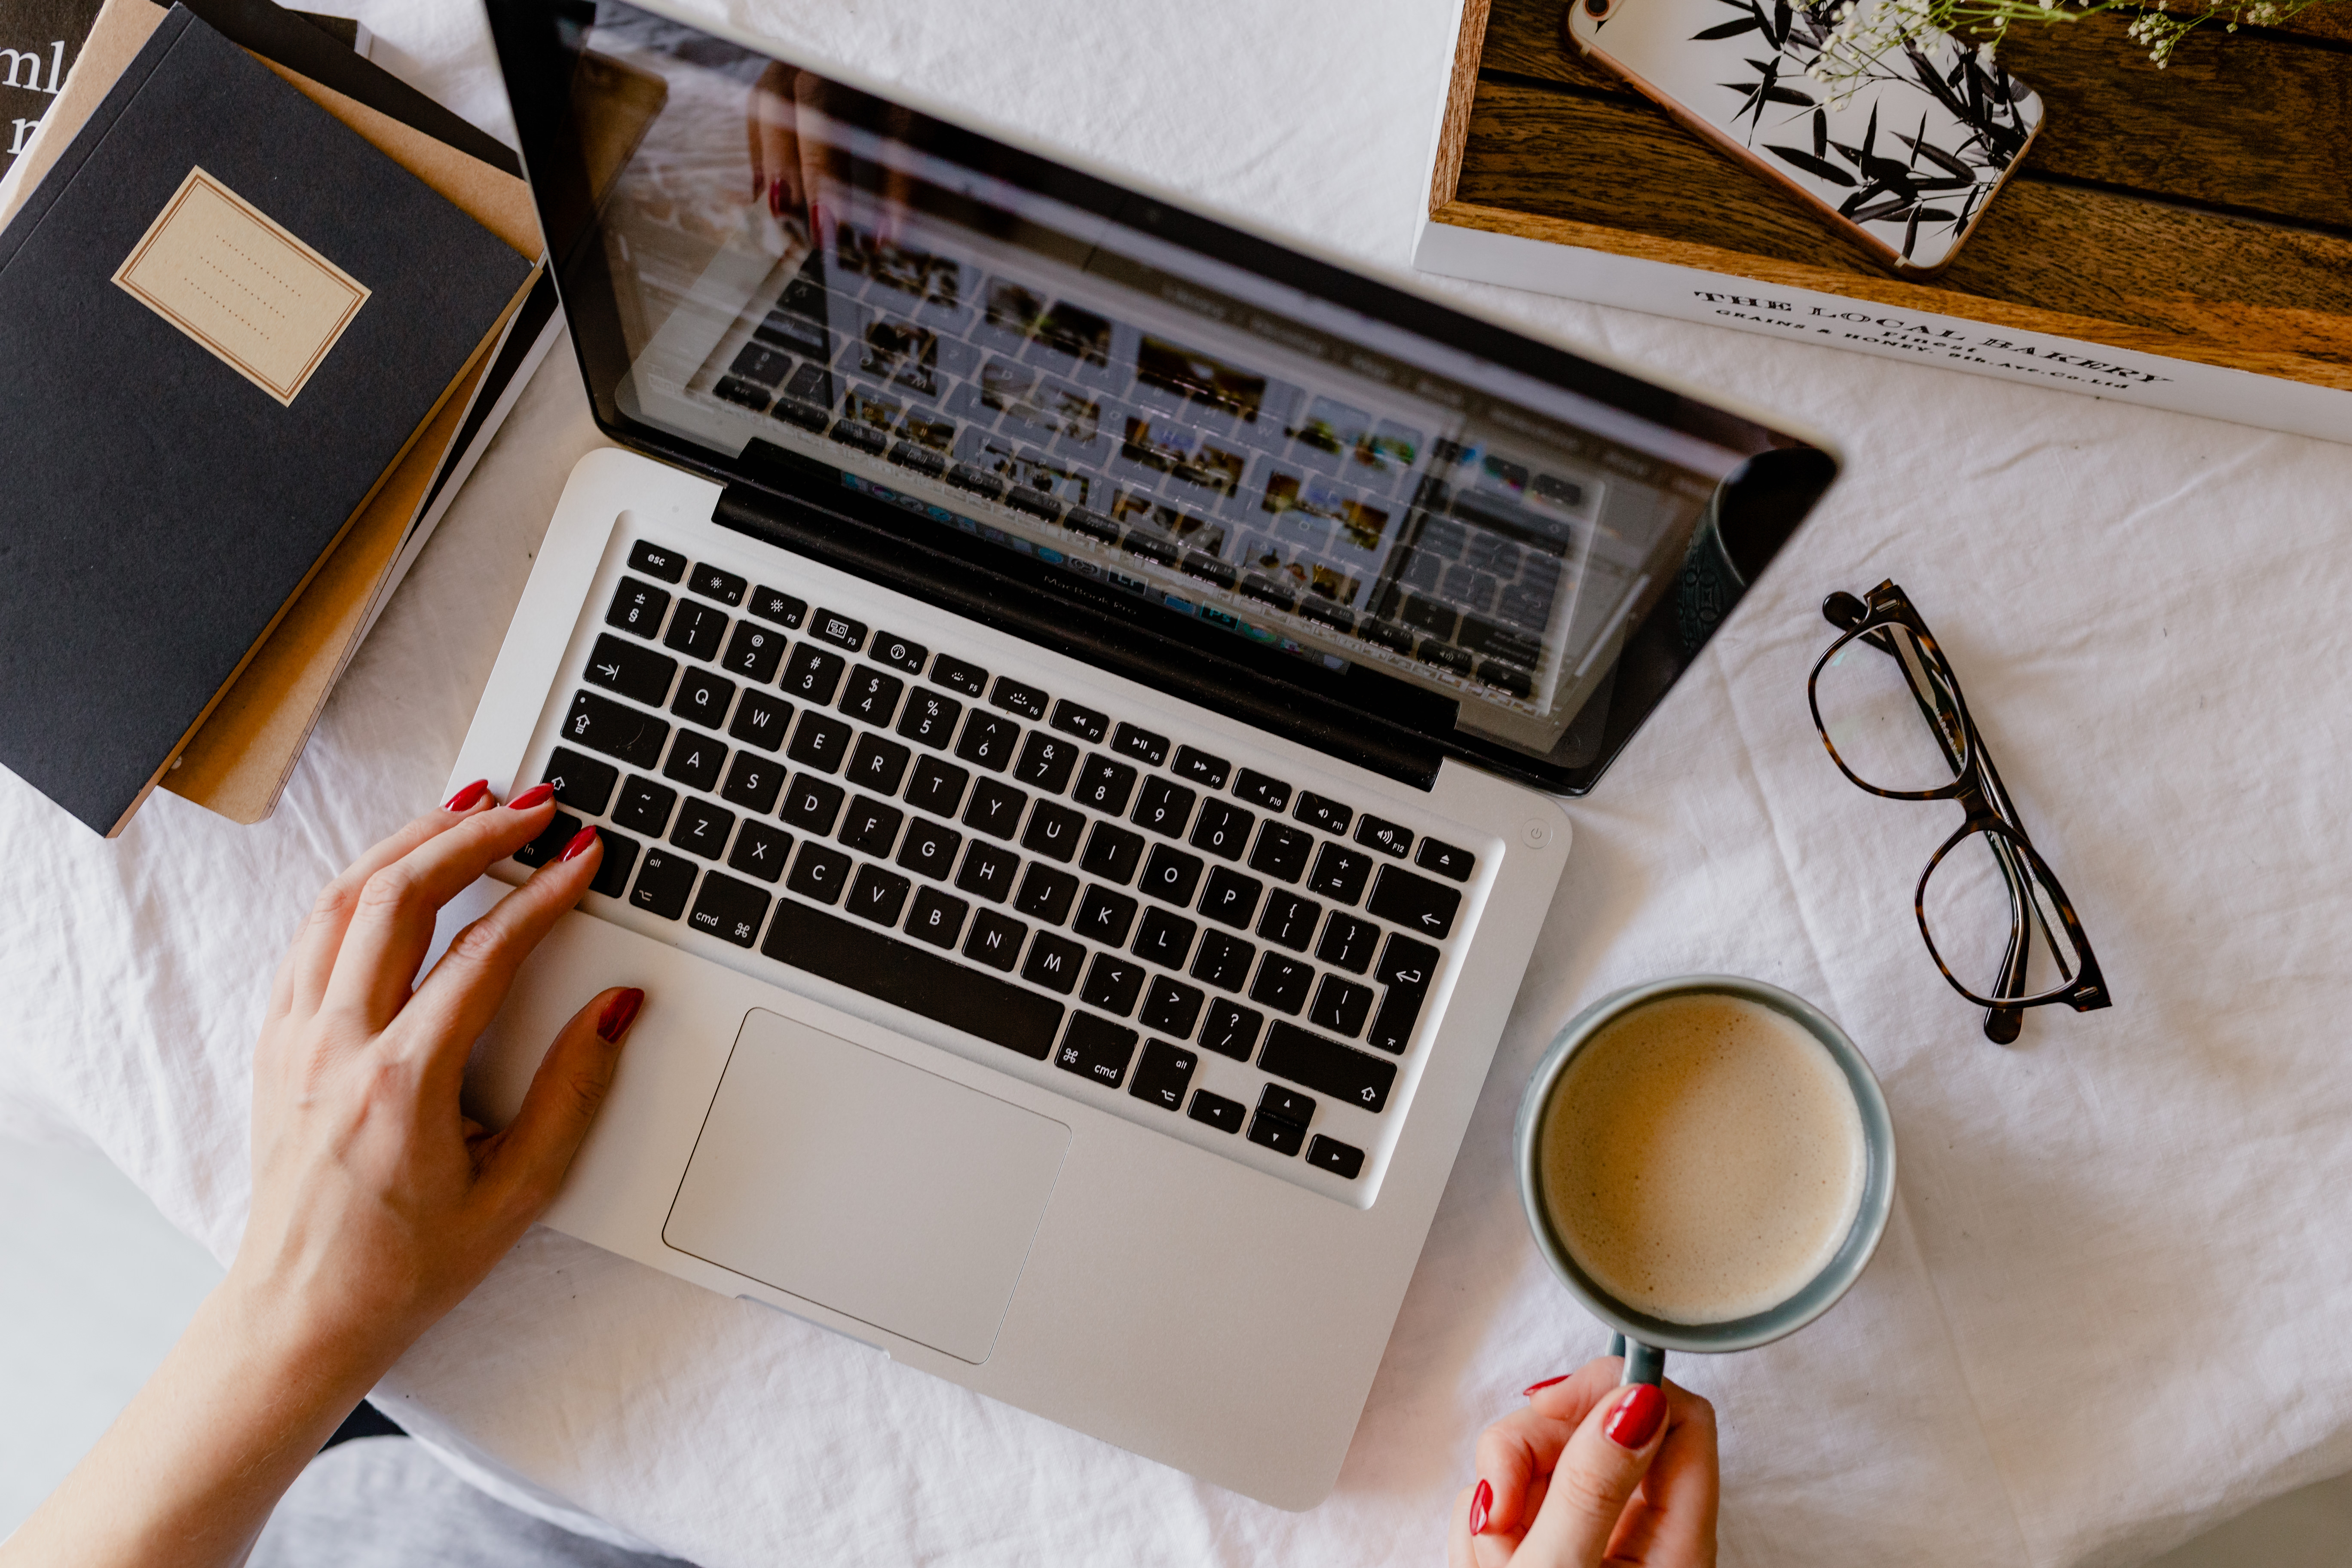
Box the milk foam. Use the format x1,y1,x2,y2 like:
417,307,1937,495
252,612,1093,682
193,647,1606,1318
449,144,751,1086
1539,993,1866,1325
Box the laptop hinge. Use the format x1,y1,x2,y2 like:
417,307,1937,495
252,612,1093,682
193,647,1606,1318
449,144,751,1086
711,482,1445,791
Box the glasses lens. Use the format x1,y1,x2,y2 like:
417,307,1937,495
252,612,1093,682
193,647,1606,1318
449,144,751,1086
1813,624,1968,793
1920,828,2086,1004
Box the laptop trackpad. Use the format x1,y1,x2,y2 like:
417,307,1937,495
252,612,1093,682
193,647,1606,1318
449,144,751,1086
662,1008,1070,1364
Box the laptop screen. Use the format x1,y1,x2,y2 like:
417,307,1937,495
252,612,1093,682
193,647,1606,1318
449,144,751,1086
498,0,1836,790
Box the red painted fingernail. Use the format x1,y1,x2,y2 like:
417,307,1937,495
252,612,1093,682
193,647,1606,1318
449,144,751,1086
597,988,644,1043
1467,1477,1491,1536
510,782,556,810
558,824,601,862
1605,1383,1666,1449
443,778,490,812
1522,1374,1569,1397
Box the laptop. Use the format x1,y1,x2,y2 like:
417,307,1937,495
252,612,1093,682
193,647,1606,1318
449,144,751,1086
451,0,1837,1509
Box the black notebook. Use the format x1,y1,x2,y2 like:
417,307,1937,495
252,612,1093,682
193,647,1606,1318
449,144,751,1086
0,5,532,836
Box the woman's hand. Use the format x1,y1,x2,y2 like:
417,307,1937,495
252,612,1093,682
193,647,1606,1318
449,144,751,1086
4,783,643,1568
1449,1358,1719,1568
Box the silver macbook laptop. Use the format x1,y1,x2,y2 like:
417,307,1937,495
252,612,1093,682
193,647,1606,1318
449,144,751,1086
450,0,1837,1508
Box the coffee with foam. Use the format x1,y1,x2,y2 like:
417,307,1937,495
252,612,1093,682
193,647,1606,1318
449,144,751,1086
1538,992,1867,1326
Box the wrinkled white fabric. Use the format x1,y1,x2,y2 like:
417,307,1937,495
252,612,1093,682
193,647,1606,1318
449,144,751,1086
4,3,2350,1565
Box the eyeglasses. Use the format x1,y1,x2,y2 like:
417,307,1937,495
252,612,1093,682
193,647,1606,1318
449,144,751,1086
1808,581,2110,1043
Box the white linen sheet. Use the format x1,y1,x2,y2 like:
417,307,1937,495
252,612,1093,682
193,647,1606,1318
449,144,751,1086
5,2,2351,1564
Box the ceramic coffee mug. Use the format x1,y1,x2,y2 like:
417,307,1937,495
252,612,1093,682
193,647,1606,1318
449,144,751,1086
1514,974,1896,1387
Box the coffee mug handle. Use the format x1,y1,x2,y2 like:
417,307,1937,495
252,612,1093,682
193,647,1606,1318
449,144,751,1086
1606,1332,1666,1387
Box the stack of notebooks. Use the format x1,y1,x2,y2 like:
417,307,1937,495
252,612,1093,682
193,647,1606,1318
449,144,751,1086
0,0,564,836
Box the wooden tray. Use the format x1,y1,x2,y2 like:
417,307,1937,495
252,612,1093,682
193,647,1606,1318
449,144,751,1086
1421,0,2352,432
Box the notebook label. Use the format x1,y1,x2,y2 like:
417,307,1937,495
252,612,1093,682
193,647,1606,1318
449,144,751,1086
112,165,370,407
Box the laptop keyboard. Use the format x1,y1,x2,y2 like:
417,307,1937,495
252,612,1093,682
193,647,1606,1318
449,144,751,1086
514,531,1483,1191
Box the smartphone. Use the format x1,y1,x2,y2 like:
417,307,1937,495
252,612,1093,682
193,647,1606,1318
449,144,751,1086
1564,0,2043,276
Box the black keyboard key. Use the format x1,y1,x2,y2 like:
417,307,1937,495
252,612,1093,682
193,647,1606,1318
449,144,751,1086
1078,821,1145,885
1020,799,1084,864
720,621,786,683
728,690,794,752
1247,1110,1307,1157
1131,907,1197,970
1138,977,1204,1038
563,690,668,768
1132,776,1195,838
956,713,1021,772
1021,931,1085,994
669,797,735,859
904,886,969,949
1199,999,1262,1060
947,463,1006,500
1357,815,1414,858
1250,954,1314,1015
718,751,785,815
963,778,1028,839
1305,1135,1364,1179
1367,865,1463,940
1317,913,1381,974
540,747,618,817
1129,1038,1198,1110
1249,822,1313,883
749,586,807,628
1375,933,1442,993
763,900,1063,1060
1139,843,1204,907
1050,699,1108,742
587,828,639,900
1080,952,1146,1017
1415,837,1476,881
1309,975,1375,1037
871,631,928,675
846,862,912,926
1191,930,1256,993
838,796,903,857
787,712,852,774
688,872,769,947
780,775,846,836
1012,730,1079,793
896,816,962,880
1257,889,1322,951
612,775,676,837
630,848,698,919
1260,1084,1317,1124
1074,885,1139,946
1261,1020,1398,1112
512,810,582,869
1295,791,1353,836
990,677,1050,720
1111,722,1169,766
1307,843,1373,905
628,540,687,583
1062,506,1120,545
1072,755,1138,815
689,563,747,606
584,634,675,707
963,908,1028,972
1198,866,1263,929
845,732,912,796
786,842,852,905
781,643,847,704
888,441,946,478
1189,1089,1245,1133
671,668,736,729
906,755,969,818
1055,1012,1138,1087
955,840,1020,903
728,820,793,883
896,688,964,749
1013,863,1079,925
663,600,729,662
1233,768,1291,812
662,730,727,793
839,665,904,726
1171,746,1229,788
811,609,867,651
1189,798,1254,861
606,576,670,639
932,654,988,697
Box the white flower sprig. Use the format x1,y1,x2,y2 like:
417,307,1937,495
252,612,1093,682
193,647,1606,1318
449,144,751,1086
1801,0,2334,84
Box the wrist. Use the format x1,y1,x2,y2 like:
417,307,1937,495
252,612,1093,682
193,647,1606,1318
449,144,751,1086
205,1260,401,1419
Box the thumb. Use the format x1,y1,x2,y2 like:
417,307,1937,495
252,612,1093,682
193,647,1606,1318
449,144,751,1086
1514,1381,1669,1566
481,987,644,1219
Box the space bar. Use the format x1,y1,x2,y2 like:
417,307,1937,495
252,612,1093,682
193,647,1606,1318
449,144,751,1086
760,899,1065,1060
